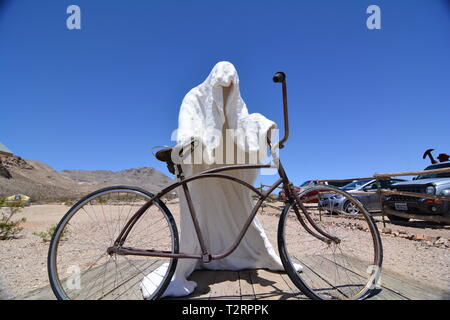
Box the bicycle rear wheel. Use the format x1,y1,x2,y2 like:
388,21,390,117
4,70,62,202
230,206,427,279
48,186,179,300
278,185,382,300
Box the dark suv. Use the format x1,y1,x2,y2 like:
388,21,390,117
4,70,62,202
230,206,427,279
383,162,450,222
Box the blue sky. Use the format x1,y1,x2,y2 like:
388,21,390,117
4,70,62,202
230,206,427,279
1,0,449,187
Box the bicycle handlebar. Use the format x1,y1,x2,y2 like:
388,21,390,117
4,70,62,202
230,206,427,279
273,71,289,149
272,72,286,83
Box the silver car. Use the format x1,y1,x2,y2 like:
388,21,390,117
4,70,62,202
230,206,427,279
319,178,406,214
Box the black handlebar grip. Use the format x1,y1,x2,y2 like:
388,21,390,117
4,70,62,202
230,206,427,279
273,72,286,83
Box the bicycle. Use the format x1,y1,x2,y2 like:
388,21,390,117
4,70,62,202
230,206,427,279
48,72,383,300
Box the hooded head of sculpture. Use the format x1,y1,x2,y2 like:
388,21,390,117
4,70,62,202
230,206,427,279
176,61,275,167
207,61,239,88
203,61,245,128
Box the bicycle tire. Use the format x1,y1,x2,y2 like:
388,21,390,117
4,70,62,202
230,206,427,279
48,186,179,300
278,185,383,300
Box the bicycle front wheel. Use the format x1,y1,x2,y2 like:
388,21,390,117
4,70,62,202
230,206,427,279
48,186,179,300
278,185,383,300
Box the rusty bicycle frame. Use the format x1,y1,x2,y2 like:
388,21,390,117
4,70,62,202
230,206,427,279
107,72,340,263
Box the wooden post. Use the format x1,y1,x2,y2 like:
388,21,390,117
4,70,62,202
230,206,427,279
375,178,387,228
373,167,450,178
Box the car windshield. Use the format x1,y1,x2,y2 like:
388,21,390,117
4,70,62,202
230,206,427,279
416,163,450,179
341,180,372,190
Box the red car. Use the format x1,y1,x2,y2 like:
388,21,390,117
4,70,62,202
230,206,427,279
278,180,321,203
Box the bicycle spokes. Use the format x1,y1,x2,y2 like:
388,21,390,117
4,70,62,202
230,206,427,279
48,187,178,300
279,185,382,300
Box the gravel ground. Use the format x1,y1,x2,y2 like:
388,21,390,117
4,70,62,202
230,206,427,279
0,203,449,299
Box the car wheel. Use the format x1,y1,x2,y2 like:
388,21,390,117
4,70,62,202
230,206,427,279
344,201,360,214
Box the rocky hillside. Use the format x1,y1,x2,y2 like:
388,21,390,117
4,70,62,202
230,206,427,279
0,155,174,202
60,168,173,194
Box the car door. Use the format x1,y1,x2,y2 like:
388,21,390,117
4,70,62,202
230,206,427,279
362,181,379,210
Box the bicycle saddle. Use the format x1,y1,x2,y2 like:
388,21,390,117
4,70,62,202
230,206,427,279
155,147,173,163
154,139,198,175
154,147,176,175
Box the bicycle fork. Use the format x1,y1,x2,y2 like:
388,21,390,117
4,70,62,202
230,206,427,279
286,184,341,245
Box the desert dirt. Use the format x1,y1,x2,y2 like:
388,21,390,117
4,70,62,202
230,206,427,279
0,201,449,299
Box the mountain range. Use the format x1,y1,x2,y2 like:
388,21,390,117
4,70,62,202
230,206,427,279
0,155,174,202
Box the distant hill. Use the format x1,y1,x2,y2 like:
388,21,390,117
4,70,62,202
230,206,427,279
0,155,174,202
60,168,173,194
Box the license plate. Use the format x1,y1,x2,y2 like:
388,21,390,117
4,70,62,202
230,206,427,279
395,202,408,211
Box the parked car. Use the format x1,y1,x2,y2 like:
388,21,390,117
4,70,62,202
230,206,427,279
4,194,31,206
383,161,450,222
319,178,406,214
278,180,320,202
